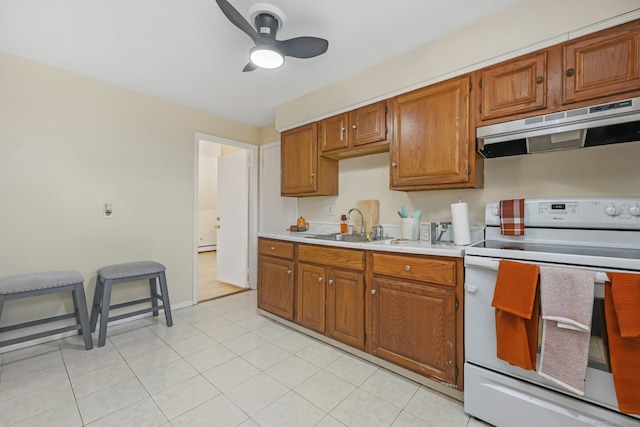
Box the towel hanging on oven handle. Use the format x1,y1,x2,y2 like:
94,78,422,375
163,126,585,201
464,257,609,283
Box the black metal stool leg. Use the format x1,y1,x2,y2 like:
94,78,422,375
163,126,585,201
158,272,173,327
97,279,113,347
90,276,104,333
73,283,94,350
149,277,159,316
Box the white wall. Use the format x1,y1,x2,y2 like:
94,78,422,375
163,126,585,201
0,51,260,336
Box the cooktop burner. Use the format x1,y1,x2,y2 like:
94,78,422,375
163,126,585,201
474,240,640,260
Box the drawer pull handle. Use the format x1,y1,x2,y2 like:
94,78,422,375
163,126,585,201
566,68,574,77
328,279,334,284
270,246,276,251
536,76,543,84
371,289,376,295
287,270,292,275
405,265,411,271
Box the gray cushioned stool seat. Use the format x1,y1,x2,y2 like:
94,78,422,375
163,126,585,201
90,261,172,347
0,271,93,350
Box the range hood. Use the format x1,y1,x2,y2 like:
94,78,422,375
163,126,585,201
477,97,640,158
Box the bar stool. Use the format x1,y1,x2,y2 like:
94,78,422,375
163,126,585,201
90,261,173,347
0,271,93,350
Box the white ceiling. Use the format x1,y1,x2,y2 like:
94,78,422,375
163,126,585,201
0,0,529,128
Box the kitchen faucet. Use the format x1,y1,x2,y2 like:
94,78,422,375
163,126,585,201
347,208,365,236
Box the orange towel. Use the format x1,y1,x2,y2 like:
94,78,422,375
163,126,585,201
492,260,540,370
500,199,525,236
605,277,640,415
609,272,640,338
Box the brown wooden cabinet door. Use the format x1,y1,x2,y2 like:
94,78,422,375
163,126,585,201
258,256,294,320
480,52,547,121
563,21,640,105
390,75,471,189
371,276,456,384
295,263,326,333
281,123,318,195
319,113,349,153
326,269,364,349
349,101,387,147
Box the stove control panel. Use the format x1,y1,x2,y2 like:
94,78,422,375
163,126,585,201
486,198,640,229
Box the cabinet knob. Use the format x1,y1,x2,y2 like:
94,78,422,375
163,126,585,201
287,270,292,275
318,277,323,282
566,68,574,77
536,76,544,84
270,246,276,251
328,279,334,284
341,127,346,132
310,172,315,177
391,162,397,168
352,124,357,129
371,289,376,295
405,265,411,271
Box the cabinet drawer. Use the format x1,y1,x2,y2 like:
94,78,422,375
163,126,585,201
258,239,294,259
372,253,456,286
298,244,364,270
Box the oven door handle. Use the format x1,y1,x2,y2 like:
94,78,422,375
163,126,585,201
465,256,610,283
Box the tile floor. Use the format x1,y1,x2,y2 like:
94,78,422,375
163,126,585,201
0,290,490,427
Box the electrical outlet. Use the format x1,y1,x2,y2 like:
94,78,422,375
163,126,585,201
324,205,334,216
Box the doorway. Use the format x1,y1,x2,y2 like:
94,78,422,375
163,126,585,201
193,133,259,304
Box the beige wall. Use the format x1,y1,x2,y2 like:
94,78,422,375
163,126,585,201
0,52,259,334
283,1,640,228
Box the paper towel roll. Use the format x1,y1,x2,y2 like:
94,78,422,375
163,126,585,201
451,202,471,245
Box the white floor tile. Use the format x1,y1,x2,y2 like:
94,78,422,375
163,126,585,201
10,401,82,427
76,377,149,424
108,325,155,347
223,332,268,355
70,360,135,398
294,370,355,413
241,343,291,370
170,394,248,427
391,411,433,427
125,346,182,376
184,344,237,373
151,323,204,345
169,334,217,358
234,314,273,331
238,419,260,427
203,323,248,342
272,331,317,353
191,314,232,333
325,353,378,386
315,415,347,427
264,355,320,389
1,341,59,363
176,309,217,324
63,346,124,378
224,372,288,416
220,308,257,322
85,397,167,427
360,369,420,409
0,380,75,426
113,335,168,359
136,359,199,395
202,357,261,392
295,341,343,368
252,322,292,342
330,388,401,427
404,386,469,427
0,348,64,381
0,362,68,403
151,375,220,420
253,391,326,427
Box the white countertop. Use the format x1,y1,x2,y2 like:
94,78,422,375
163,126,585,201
258,231,467,258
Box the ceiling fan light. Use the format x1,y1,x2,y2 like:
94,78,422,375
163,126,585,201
249,47,284,69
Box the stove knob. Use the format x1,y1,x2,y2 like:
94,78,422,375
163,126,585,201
605,205,622,216
630,205,640,217
490,206,499,217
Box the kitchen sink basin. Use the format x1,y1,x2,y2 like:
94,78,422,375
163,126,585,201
305,233,370,243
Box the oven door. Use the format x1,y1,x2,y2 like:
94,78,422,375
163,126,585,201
463,255,634,421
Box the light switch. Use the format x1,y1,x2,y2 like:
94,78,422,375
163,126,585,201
104,203,113,219
324,205,334,216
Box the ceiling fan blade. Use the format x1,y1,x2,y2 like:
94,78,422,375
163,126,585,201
243,62,258,72
215,0,261,45
278,37,329,59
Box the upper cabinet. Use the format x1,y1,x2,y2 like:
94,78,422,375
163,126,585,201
479,51,548,121
281,123,338,197
319,100,389,159
562,20,640,105
389,75,483,190
477,19,640,126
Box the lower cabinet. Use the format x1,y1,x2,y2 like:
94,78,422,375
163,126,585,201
257,238,463,389
370,276,456,383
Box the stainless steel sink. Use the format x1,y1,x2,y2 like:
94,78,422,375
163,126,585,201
305,233,369,243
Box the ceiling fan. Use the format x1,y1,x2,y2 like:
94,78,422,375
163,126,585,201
215,0,329,71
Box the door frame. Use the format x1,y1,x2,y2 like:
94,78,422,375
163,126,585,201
193,132,259,305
